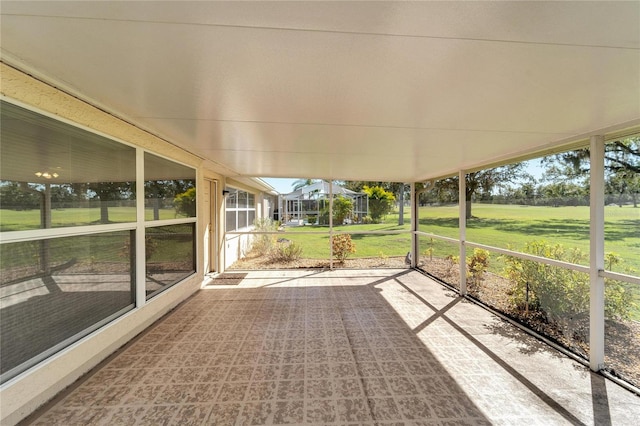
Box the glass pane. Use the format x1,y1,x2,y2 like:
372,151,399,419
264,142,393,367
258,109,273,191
1,232,134,381
226,211,236,232
226,189,237,208
238,211,248,229
248,193,255,208
145,224,195,298
144,153,196,221
1,101,137,231
238,191,248,209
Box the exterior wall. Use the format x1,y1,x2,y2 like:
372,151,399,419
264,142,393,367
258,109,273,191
222,179,264,270
0,64,205,425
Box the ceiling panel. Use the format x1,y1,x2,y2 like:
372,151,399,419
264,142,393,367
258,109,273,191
1,1,639,183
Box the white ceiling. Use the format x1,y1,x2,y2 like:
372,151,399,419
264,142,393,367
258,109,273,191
1,1,639,182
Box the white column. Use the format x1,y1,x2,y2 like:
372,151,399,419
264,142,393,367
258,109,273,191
459,171,467,295
135,149,146,307
590,135,605,371
411,182,418,268
329,180,334,270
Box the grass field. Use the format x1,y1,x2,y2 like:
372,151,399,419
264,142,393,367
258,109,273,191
282,204,639,271
280,203,640,319
0,207,185,231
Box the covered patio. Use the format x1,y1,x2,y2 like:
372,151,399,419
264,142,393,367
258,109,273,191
23,269,640,425
1,2,639,424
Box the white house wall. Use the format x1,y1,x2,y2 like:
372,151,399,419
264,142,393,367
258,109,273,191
0,64,207,425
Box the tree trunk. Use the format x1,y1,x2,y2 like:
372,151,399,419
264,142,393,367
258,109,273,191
100,203,109,223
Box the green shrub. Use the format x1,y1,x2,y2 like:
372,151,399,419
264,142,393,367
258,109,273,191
271,240,303,262
173,187,196,217
363,186,395,222
332,234,356,262
503,240,632,322
467,248,490,286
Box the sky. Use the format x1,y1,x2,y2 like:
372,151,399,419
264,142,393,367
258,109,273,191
261,178,300,194
261,160,546,194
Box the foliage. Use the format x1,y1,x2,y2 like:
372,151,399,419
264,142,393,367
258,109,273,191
467,248,490,286
271,240,303,262
291,178,318,191
363,185,395,222
173,187,197,217
0,182,41,210
543,137,639,207
332,234,356,262
120,235,158,261
503,240,632,323
361,215,374,224
423,238,435,261
429,164,528,219
251,218,277,256
330,196,354,225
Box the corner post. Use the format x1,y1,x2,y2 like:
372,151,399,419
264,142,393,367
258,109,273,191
459,170,467,296
411,182,418,268
589,135,605,371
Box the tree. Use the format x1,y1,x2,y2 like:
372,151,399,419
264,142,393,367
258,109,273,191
544,136,639,207
292,179,317,191
432,164,527,219
174,187,197,217
363,185,395,222
89,181,134,223
332,195,353,225
343,181,408,225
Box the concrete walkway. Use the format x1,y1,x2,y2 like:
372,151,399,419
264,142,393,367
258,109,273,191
23,269,640,425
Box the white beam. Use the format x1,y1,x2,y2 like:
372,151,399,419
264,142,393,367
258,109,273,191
135,149,146,308
411,182,418,268
589,135,605,371
459,171,467,295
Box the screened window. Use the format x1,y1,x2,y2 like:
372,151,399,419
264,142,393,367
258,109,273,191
0,102,137,231
0,231,134,380
144,153,196,221
145,224,196,299
0,100,198,383
225,188,256,231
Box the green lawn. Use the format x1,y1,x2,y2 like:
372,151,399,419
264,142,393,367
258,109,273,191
282,204,639,270
0,207,186,231
281,203,640,319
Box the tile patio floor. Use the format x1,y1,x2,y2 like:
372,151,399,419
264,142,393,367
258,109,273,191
23,269,640,425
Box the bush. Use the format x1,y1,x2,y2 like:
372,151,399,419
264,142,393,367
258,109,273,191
173,187,196,217
363,186,395,221
332,234,356,262
503,240,632,323
271,240,303,262
333,196,354,225
251,218,277,256
467,248,490,287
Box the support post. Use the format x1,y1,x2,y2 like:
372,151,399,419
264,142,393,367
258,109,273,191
329,180,334,270
135,149,146,307
459,170,467,295
589,135,605,371
410,182,418,268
